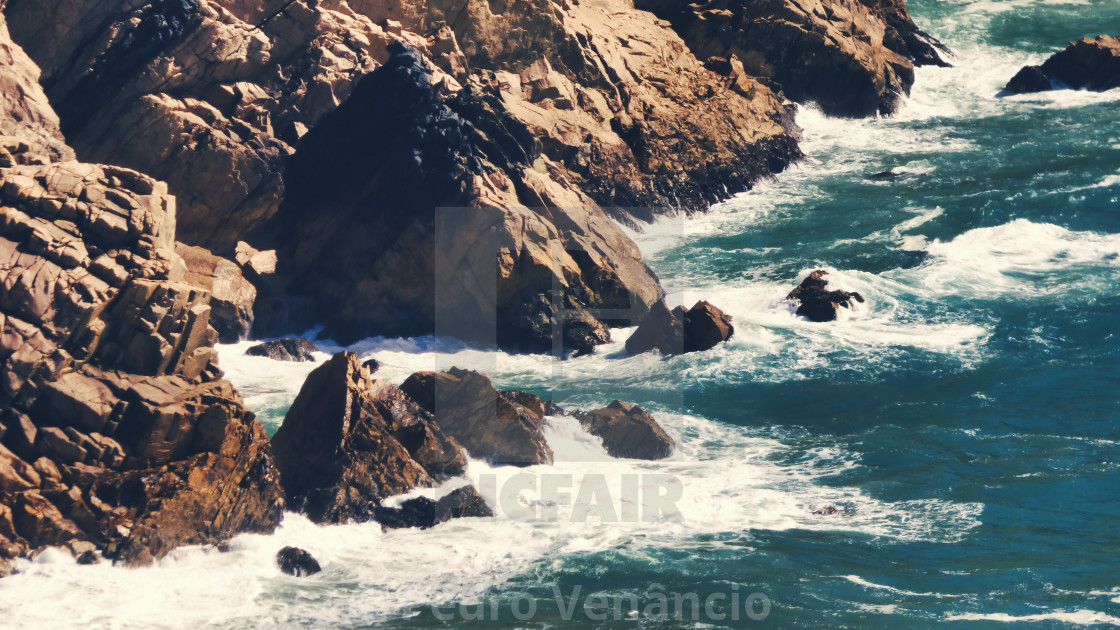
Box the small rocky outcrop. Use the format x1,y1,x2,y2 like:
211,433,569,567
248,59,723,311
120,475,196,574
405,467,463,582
576,401,675,460
625,300,734,356
1004,35,1120,94
270,352,467,524
176,243,255,342
276,546,321,577
787,270,865,322
373,485,492,530
245,338,316,362
399,368,553,466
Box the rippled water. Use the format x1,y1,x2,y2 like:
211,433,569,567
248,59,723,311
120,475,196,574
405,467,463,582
3,1,1119,627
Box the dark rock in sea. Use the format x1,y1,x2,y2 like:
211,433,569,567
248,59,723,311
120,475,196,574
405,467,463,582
625,300,734,356
1005,66,1053,94
75,550,100,565
498,390,559,418
277,547,321,577
362,358,382,375
787,270,865,322
683,301,735,353
271,352,466,524
812,506,841,516
373,485,493,530
576,401,675,460
245,338,316,362
400,368,553,466
1004,35,1120,94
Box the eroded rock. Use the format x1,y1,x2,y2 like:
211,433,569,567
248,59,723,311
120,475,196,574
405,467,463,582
577,401,675,460
1004,35,1120,94
270,352,466,524
245,338,315,362
787,270,865,322
625,300,734,356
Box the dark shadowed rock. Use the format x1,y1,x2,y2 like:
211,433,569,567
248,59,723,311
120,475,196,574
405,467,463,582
75,549,99,565
270,352,466,524
787,270,865,322
373,485,492,530
362,358,381,375
576,401,674,460
399,368,553,466
245,339,316,362
1005,66,1053,94
625,300,733,356
277,546,321,577
1005,35,1120,94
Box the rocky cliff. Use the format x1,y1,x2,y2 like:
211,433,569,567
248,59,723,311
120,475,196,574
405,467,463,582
0,7,282,573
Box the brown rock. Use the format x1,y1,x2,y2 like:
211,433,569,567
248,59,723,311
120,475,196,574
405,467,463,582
577,400,674,460
276,546,321,577
271,352,466,524
625,299,734,356
400,367,554,466
787,270,865,322
175,243,256,342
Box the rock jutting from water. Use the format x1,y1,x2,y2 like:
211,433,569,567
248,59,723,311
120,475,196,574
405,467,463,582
245,338,316,362
625,300,735,356
575,401,676,460
787,270,866,322
1004,35,1120,94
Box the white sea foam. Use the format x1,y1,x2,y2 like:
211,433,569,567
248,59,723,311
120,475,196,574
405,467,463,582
945,610,1120,625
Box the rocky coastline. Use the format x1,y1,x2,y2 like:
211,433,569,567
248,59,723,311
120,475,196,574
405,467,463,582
0,0,948,573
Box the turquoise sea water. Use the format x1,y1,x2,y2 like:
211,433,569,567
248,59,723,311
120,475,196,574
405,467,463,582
2,1,1119,627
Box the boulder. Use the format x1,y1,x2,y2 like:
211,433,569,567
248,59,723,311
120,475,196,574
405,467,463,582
683,301,735,353
400,368,553,466
787,270,865,322
245,338,316,362
270,352,466,524
276,546,321,577
175,243,256,343
577,401,675,460
373,485,492,530
1004,35,1120,94
625,300,734,356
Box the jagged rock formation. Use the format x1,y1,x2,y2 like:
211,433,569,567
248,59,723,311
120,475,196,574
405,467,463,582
254,42,662,351
1005,35,1120,94
576,400,675,460
0,9,283,574
625,299,734,356
787,270,864,322
372,485,492,530
270,351,467,524
634,0,950,116
245,337,316,362
276,546,321,577
176,242,255,342
400,367,553,466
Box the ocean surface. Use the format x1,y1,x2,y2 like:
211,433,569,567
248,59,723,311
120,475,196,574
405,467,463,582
3,0,1119,627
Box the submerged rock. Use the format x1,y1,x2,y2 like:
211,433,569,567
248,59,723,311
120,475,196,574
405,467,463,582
270,352,466,524
245,338,316,362
400,368,553,466
787,270,865,322
1004,35,1120,94
277,547,321,577
373,485,493,530
625,300,734,356
576,401,675,460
